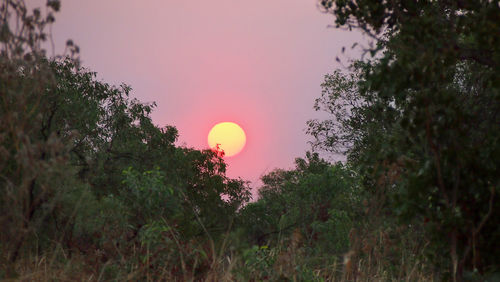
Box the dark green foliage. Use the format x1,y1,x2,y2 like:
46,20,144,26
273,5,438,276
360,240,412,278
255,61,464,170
0,55,250,277
236,152,362,278
311,0,500,279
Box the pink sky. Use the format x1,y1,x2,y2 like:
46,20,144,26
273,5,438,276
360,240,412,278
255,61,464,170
43,0,363,195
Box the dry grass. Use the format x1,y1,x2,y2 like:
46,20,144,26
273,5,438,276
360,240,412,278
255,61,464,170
4,238,439,282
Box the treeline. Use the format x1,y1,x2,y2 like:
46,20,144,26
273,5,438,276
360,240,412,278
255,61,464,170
1,0,499,281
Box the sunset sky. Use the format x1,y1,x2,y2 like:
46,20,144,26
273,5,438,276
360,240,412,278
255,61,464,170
44,0,364,193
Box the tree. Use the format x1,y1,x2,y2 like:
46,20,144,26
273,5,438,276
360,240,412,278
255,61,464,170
0,0,78,264
312,0,500,279
238,152,361,257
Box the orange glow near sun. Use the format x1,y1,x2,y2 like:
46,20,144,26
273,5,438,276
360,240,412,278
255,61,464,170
208,122,246,157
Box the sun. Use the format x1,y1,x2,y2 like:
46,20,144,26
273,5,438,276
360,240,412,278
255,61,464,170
208,122,246,157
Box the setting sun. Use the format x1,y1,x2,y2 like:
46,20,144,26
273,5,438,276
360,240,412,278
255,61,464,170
208,122,246,157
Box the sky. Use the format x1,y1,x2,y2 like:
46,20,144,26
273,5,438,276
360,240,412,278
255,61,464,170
42,0,364,195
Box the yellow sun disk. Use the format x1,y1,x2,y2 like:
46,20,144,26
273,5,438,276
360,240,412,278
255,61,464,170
207,122,246,157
